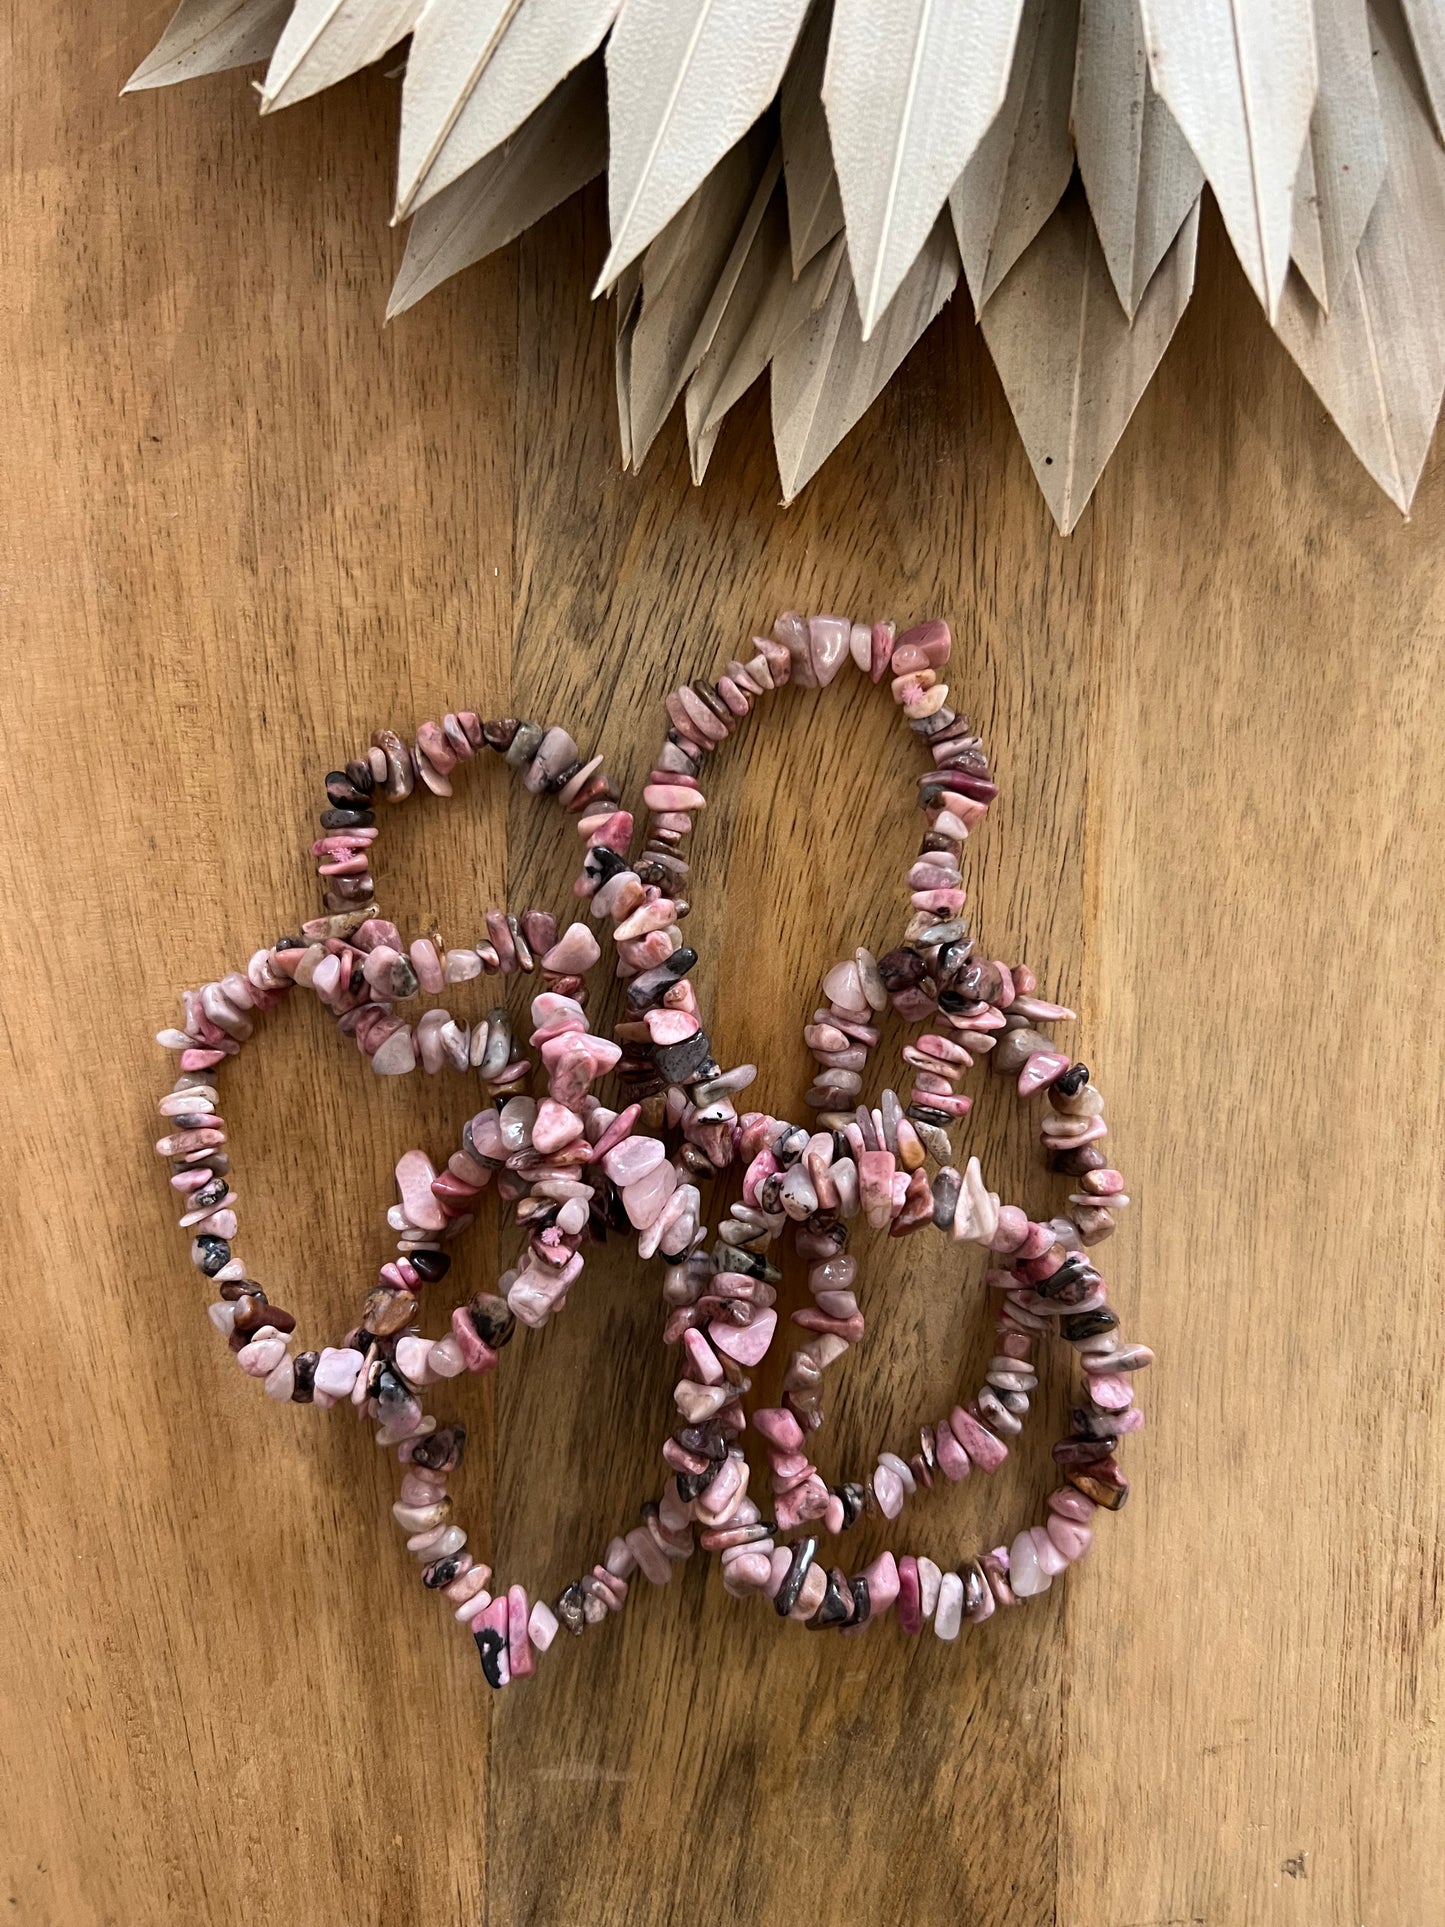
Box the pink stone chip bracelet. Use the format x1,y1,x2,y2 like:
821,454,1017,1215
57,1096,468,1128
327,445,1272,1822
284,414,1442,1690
152,611,1152,1688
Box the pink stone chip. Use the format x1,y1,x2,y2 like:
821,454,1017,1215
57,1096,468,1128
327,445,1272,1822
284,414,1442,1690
395,1149,446,1231
642,784,706,812
723,1550,774,1591
1019,1051,1070,1095
645,1007,700,1046
990,1205,1030,1252
862,1551,900,1614
539,1028,612,1069
603,1135,667,1187
541,922,601,975
914,1558,942,1620
1048,1487,1096,1523
708,1307,776,1366
454,1587,493,1626
891,619,951,672
774,1477,829,1530
761,1546,792,1599
1033,1525,1069,1578
1046,1515,1093,1562
507,1585,535,1679
450,1306,497,1372
695,1455,747,1523
237,1333,286,1377
821,959,866,1011
428,1335,465,1378
869,621,896,682
753,1407,803,1451
934,1419,971,1481
531,1099,584,1154
314,1347,363,1399
934,1572,964,1640
949,1406,1008,1472
1012,995,1075,1022
682,1327,723,1385
590,1103,641,1161
897,1557,922,1633
1085,1372,1134,1411
615,897,680,941
263,1357,295,1401
625,1526,672,1586
371,1028,417,1076
859,1149,897,1229
807,615,850,685
1044,1114,1108,1148
621,1158,677,1228
394,1335,433,1383
872,1461,905,1519
527,1599,559,1652
409,938,444,993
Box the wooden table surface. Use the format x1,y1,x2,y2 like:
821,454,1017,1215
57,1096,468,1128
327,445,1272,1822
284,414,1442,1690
3,8,1442,1925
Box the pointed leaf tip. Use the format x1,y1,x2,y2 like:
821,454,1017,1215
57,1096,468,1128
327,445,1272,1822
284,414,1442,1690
949,0,1077,317
595,0,811,295
259,0,420,116
1072,0,1202,318
825,0,1026,338
981,187,1198,533
389,58,606,318
125,0,292,91
397,0,619,222
1275,0,1445,515
771,211,959,501
780,0,845,277
1139,0,1318,322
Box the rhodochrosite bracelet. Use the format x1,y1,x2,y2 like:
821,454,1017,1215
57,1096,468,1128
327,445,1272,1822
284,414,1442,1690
152,611,1151,1686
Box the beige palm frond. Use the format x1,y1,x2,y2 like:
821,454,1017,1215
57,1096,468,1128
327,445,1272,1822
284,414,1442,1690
128,0,1445,529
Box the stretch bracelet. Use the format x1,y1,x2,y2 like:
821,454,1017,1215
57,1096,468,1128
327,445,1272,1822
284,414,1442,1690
156,956,711,1676
307,701,622,1075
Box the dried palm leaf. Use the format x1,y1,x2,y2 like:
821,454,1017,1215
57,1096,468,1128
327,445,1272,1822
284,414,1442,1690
388,56,606,317
687,196,844,481
1288,0,1387,312
771,211,960,502
613,258,643,470
1138,0,1318,320
949,0,1078,314
1071,0,1201,318
625,126,772,468
260,0,418,111
1276,0,1445,511
396,0,619,218
1290,139,1329,308
595,0,811,293
780,0,844,276
682,166,786,483
824,0,1024,338
1400,0,1445,142
125,0,291,89
980,182,1199,533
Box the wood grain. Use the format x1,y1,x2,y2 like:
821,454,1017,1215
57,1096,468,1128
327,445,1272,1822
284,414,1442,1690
1,8,1442,1924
